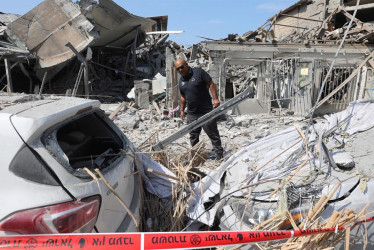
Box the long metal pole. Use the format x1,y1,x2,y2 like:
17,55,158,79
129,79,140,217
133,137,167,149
39,71,48,95
83,61,89,98
152,85,253,151
4,59,13,93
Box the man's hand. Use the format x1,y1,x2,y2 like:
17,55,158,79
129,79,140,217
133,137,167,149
180,95,186,120
180,110,185,120
213,99,220,109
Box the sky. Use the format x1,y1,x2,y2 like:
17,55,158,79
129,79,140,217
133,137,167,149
2,0,297,47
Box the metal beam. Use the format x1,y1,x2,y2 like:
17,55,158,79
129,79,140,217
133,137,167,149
4,59,13,93
83,61,89,97
227,59,263,66
205,42,371,55
39,71,48,95
0,61,19,83
65,42,86,63
231,51,367,62
152,85,254,151
65,42,91,98
206,43,372,64
72,63,84,97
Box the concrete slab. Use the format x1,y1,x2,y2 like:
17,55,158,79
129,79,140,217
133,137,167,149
152,73,166,95
332,150,355,170
231,99,267,115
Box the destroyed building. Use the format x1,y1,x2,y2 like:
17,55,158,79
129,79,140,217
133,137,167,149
0,0,174,103
0,0,210,109
190,0,374,117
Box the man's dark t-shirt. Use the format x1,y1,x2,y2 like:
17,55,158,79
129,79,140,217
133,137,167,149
179,67,213,115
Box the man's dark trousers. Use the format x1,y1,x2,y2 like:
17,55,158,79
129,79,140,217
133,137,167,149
187,113,223,155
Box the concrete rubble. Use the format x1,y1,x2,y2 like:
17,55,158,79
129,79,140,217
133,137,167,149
99,95,374,248
224,0,374,45
186,99,374,223
101,102,299,155
1,0,374,248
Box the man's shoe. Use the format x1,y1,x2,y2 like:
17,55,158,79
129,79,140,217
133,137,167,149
207,151,223,161
214,153,223,161
209,152,223,161
207,150,215,159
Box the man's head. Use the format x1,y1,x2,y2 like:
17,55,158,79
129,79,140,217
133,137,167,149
175,58,189,77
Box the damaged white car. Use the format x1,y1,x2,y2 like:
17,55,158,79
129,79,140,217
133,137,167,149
0,96,141,235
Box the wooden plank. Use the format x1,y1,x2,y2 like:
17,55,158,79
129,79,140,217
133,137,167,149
109,102,126,120
310,183,342,222
345,227,351,250
148,168,179,181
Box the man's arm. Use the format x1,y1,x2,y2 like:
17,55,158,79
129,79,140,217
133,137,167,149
180,94,186,119
207,80,220,108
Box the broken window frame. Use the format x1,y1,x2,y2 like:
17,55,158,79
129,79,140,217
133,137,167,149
42,108,128,179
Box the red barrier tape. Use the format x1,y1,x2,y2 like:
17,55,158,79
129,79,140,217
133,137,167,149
0,217,372,249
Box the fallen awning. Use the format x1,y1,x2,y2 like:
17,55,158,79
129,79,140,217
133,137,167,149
86,0,155,48
5,0,97,68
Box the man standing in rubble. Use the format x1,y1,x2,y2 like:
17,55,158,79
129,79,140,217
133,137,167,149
176,58,224,161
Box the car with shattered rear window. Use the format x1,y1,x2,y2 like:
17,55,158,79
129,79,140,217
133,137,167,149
0,95,141,235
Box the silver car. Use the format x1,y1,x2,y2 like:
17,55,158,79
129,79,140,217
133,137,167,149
0,96,141,235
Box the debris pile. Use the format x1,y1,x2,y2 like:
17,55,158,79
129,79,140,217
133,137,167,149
198,100,374,247
226,65,257,97
220,0,374,45
102,100,303,153
99,96,374,248
117,99,374,248
0,0,212,106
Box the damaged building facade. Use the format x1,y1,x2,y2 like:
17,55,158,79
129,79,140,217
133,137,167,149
206,42,373,116
200,0,374,116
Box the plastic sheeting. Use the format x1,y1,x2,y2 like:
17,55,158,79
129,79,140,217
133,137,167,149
134,150,177,199
186,99,374,226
